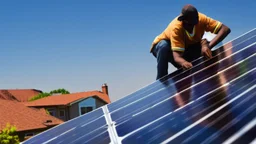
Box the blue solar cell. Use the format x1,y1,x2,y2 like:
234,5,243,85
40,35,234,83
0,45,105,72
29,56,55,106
108,32,256,112
45,117,109,144
197,97,256,144
67,131,110,144
22,108,108,144
114,52,256,137
167,87,256,144
121,68,256,144
230,125,256,144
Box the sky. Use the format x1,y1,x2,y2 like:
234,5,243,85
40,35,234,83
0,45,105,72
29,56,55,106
0,0,255,102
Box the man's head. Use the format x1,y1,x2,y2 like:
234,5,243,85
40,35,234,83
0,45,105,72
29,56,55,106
178,4,199,26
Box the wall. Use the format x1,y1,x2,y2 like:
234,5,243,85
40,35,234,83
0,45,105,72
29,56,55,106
44,106,68,121
69,103,79,119
95,98,107,108
43,97,108,120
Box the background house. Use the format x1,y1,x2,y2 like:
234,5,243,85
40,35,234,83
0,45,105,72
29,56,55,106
24,84,111,121
0,89,42,102
0,99,64,142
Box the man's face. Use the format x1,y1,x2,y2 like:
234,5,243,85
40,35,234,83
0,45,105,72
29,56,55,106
183,14,199,26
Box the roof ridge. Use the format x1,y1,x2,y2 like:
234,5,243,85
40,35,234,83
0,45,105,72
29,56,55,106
0,90,18,101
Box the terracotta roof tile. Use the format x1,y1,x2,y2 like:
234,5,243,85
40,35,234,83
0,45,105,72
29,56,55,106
0,99,63,132
0,89,42,102
24,91,110,107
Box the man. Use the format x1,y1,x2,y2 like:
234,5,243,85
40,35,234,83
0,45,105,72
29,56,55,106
150,4,231,80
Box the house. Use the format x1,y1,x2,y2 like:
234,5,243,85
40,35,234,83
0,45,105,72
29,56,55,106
24,84,111,121
0,89,42,102
0,99,64,142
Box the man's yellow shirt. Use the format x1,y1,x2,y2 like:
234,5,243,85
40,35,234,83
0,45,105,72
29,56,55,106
150,12,222,53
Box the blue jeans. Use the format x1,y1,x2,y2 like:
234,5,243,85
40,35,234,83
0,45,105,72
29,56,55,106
152,39,201,80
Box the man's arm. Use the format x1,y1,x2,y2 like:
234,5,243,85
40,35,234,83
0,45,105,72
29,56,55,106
201,38,212,59
173,51,193,69
209,24,231,49
170,27,193,69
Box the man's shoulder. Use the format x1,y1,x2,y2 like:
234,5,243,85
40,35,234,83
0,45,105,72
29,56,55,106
198,12,207,21
170,16,182,27
198,12,217,22
167,16,183,33
198,12,207,17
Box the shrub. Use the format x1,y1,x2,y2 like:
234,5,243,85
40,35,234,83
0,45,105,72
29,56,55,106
0,123,19,144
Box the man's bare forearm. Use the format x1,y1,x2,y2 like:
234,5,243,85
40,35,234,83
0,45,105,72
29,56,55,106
209,24,231,49
173,51,187,65
173,51,193,69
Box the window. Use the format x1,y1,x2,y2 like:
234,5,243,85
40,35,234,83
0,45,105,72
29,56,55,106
47,108,56,116
25,133,35,137
80,107,93,115
59,110,65,117
24,132,36,140
59,109,66,121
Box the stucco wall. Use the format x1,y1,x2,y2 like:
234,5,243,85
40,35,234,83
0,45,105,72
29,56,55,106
96,98,107,108
69,103,79,119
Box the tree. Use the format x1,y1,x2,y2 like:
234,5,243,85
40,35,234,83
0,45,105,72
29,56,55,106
29,88,70,101
49,88,70,95
0,123,20,144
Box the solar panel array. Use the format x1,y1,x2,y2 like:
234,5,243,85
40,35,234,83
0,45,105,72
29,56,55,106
22,28,256,144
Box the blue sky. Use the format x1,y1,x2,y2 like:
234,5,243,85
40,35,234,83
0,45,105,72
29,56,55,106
0,0,255,102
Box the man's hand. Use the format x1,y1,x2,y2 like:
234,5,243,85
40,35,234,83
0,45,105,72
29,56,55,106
173,51,193,70
181,61,193,70
201,39,212,59
201,45,212,59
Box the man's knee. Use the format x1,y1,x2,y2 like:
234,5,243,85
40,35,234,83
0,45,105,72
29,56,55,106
157,40,171,52
155,40,171,59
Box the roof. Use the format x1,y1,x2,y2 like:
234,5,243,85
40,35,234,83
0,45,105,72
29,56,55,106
24,90,111,107
0,89,42,102
0,99,63,132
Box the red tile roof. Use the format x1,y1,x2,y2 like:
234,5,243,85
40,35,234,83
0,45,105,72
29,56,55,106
24,91,111,107
0,89,42,102
0,99,63,132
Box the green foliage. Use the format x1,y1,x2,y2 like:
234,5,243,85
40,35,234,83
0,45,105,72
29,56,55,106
0,123,20,144
45,109,50,115
29,92,51,102
49,89,70,95
29,88,70,101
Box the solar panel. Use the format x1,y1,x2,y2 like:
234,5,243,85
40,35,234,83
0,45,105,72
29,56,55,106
22,108,111,144
22,28,256,144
